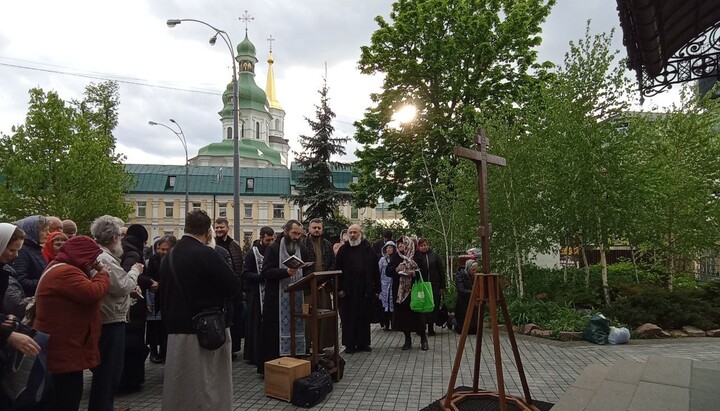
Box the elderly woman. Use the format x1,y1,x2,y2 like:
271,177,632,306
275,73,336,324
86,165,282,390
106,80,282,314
42,231,68,262
11,215,50,296
386,236,428,350
455,259,478,334
378,241,396,330
34,236,110,411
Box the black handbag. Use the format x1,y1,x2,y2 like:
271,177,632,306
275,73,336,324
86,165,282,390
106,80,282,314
291,372,333,408
435,302,450,328
168,250,227,350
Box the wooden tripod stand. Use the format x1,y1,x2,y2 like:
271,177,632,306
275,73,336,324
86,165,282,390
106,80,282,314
442,273,538,411
442,128,538,410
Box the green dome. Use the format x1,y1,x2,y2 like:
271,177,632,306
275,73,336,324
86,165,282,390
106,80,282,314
218,78,268,117
236,34,256,58
196,139,282,166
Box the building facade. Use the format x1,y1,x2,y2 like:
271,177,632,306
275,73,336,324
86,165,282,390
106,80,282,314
124,32,396,242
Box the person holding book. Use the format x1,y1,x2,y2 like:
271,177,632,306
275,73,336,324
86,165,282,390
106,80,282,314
258,220,314,373
304,218,336,352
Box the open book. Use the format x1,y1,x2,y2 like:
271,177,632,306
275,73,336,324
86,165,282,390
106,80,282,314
282,255,314,269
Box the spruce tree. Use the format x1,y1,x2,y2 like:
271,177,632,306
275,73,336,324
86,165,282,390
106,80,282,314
287,79,352,223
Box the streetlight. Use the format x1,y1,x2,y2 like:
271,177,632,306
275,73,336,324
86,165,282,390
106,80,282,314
149,120,189,212
167,18,241,241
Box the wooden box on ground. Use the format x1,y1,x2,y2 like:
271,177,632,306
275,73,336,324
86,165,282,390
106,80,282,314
264,357,311,401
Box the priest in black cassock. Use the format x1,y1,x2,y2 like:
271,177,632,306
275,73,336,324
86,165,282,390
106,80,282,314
257,220,314,374
240,226,274,365
335,224,381,353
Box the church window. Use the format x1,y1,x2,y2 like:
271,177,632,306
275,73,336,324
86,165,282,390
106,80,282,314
273,204,284,219
136,201,146,218
165,204,174,218
241,122,245,138
255,122,260,139
227,127,232,139
244,204,253,219
219,204,227,218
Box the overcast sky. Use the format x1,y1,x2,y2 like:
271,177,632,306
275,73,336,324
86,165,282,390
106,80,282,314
0,0,677,166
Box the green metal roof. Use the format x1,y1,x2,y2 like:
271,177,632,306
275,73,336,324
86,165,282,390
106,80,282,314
196,139,282,166
290,162,354,190
125,164,290,196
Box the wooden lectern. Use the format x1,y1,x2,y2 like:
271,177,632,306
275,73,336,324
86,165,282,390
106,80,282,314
285,270,343,381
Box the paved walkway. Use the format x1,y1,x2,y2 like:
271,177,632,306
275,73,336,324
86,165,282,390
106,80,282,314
78,325,720,410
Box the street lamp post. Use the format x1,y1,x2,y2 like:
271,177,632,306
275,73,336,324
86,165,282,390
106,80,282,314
149,120,189,212
167,18,241,241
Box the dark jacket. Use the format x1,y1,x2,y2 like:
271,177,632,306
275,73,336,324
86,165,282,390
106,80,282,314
305,236,336,272
414,249,446,292
11,243,46,297
216,236,245,276
159,236,242,334
335,239,381,299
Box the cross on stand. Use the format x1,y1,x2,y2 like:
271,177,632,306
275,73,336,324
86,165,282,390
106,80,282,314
443,129,538,411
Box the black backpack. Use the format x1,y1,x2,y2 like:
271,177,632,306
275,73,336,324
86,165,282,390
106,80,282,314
291,372,333,408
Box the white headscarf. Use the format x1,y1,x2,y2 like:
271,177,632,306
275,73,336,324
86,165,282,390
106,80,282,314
0,223,18,255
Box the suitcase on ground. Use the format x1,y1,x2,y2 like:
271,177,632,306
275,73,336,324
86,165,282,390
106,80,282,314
291,371,333,407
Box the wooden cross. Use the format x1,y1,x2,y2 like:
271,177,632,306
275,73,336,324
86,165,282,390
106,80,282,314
453,128,506,274
445,128,537,411
239,10,254,33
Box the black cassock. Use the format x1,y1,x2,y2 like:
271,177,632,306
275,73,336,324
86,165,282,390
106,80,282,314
335,240,381,349
240,241,266,365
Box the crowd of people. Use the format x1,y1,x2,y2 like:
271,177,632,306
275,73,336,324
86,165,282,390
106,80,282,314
0,211,456,410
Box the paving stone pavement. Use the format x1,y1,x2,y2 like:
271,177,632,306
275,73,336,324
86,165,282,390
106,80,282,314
78,325,720,410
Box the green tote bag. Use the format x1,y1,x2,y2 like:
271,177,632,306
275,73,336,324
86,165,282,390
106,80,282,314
410,271,435,313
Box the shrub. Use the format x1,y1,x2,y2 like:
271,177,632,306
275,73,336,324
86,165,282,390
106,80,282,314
607,287,718,330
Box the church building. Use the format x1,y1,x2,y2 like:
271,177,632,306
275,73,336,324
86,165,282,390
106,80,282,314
123,31,396,244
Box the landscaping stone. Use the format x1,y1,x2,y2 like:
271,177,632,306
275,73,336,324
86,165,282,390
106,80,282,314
669,329,688,337
661,331,671,338
681,325,706,337
705,329,720,337
559,331,582,341
531,329,551,338
524,323,540,335
635,323,663,338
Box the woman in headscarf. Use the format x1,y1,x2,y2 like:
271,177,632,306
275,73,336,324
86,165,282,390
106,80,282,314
11,215,50,296
0,223,43,409
41,231,68,262
118,224,153,394
378,241,396,330
454,259,478,334
34,236,110,411
386,236,429,350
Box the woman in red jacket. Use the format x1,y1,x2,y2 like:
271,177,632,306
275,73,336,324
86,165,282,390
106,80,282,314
34,236,110,411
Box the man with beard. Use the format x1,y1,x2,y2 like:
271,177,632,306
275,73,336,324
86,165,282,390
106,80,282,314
258,220,313,373
88,215,143,411
214,217,245,358
304,218,336,352
335,224,380,353
240,226,274,365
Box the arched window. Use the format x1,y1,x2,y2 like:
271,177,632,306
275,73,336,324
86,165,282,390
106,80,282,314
226,127,232,139
255,121,260,139
241,122,245,138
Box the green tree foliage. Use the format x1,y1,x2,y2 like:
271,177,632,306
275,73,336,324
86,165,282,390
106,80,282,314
352,0,556,223
0,81,131,232
286,79,352,222
625,90,720,290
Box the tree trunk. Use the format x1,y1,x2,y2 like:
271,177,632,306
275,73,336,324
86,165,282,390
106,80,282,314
631,245,640,284
512,223,524,298
578,235,591,289
600,243,610,305
669,254,675,292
